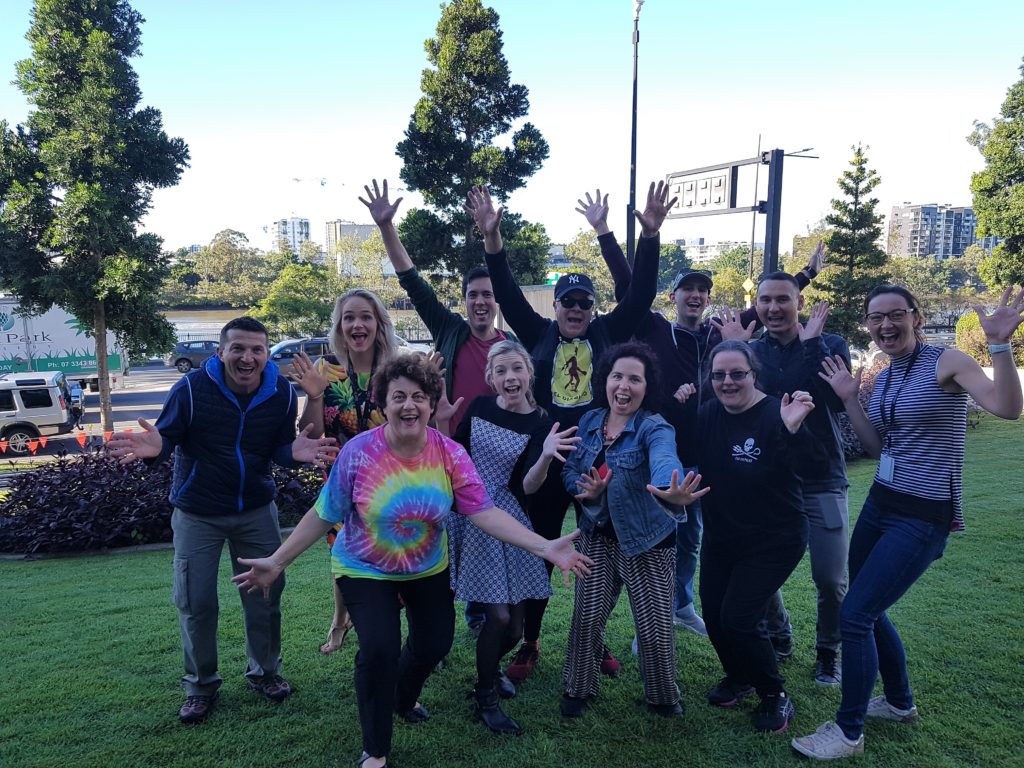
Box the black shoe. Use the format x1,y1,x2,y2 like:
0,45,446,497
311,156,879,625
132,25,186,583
813,648,841,687
179,692,217,724
559,694,588,718
707,677,755,708
752,691,795,733
396,703,430,723
646,700,685,718
474,685,523,735
772,636,794,663
495,672,517,699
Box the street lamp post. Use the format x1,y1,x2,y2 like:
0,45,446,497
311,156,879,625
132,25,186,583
625,0,644,267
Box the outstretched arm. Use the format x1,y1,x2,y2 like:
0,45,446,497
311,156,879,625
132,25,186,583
819,355,882,458
359,178,412,272
577,189,631,302
232,507,334,598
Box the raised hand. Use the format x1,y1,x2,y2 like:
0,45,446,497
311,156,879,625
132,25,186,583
292,350,329,399
291,423,339,468
463,185,504,237
808,241,827,274
433,390,464,431
799,301,830,341
542,422,580,463
780,390,815,433
107,418,163,464
673,383,696,404
633,180,678,237
575,189,610,235
574,466,612,502
711,307,756,341
358,179,403,226
424,350,446,374
974,286,1024,343
647,469,709,507
818,354,860,404
231,556,284,599
540,529,595,588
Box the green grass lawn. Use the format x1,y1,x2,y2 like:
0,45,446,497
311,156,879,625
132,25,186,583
3,417,1024,768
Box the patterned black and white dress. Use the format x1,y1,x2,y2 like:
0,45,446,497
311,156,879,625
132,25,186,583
449,396,555,604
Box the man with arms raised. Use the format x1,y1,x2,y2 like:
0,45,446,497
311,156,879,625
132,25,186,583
108,317,336,724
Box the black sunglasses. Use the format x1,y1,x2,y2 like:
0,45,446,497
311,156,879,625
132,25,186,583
559,297,594,310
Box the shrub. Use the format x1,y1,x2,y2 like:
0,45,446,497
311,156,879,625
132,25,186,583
955,309,1024,367
0,452,325,555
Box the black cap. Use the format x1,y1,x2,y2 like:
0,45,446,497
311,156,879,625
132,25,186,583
554,273,596,300
671,269,713,292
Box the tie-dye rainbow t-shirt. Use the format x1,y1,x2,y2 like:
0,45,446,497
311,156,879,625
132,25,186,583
315,425,492,580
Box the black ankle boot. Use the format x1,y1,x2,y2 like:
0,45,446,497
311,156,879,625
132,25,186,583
474,684,523,735
495,671,517,699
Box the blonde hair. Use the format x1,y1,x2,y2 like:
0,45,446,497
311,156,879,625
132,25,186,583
486,339,542,414
329,289,397,364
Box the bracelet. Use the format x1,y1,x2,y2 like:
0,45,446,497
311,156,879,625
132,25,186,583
988,342,1012,354
307,393,325,402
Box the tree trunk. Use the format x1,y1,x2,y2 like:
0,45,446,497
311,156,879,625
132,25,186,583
93,299,113,432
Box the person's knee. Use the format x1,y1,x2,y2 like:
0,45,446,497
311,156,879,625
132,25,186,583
720,604,761,636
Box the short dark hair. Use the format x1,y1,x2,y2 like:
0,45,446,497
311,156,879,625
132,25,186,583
220,316,269,346
864,284,927,342
372,354,443,412
594,342,662,412
705,339,761,385
462,266,491,298
757,271,801,290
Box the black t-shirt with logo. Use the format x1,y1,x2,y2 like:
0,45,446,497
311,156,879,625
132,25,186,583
696,396,825,546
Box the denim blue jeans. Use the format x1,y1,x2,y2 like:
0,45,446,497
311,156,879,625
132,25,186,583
673,468,703,617
835,490,948,740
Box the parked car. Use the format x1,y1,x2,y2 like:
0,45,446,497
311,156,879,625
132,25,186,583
164,339,219,373
270,335,433,386
0,371,76,455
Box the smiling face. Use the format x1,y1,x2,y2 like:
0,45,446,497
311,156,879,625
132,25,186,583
382,375,433,441
755,279,803,341
218,329,269,394
554,290,594,338
606,356,647,419
339,296,378,356
465,277,498,338
672,279,711,328
488,351,532,413
710,349,757,413
865,292,920,357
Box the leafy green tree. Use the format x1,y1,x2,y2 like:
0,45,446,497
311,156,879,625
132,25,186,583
0,0,188,429
659,242,690,293
395,0,549,281
817,145,889,347
191,230,278,307
968,58,1024,286
250,263,340,338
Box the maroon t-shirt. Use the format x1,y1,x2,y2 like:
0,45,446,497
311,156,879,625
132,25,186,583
449,331,507,434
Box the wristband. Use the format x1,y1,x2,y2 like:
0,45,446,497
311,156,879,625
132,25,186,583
803,265,818,279
307,393,325,402
988,342,1012,355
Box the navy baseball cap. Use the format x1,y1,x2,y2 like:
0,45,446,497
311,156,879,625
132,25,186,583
671,269,713,291
554,273,596,300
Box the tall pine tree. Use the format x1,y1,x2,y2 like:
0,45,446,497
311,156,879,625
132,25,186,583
0,0,189,429
396,0,549,283
819,145,889,348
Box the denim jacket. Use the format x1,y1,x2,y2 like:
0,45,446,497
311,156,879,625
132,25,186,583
562,407,686,557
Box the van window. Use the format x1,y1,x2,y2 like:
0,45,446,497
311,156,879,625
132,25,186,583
19,388,54,409
0,390,14,410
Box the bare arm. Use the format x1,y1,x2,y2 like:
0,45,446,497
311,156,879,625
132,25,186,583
522,422,578,495
231,507,334,597
819,355,883,458
359,178,413,272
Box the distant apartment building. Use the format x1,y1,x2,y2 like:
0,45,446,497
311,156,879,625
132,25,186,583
325,219,384,274
682,238,762,265
268,217,311,253
888,204,977,259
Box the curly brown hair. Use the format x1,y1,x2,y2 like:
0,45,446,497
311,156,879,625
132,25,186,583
372,354,443,413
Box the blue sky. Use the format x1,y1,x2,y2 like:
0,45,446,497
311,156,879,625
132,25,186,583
2,0,1022,254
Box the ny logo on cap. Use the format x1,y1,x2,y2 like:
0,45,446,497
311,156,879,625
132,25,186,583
568,275,580,284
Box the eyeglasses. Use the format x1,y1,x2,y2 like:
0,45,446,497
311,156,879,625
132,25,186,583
864,308,916,325
710,370,752,382
559,297,594,310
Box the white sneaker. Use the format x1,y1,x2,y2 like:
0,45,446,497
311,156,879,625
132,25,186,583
673,612,708,637
866,695,919,723
791,721,865,760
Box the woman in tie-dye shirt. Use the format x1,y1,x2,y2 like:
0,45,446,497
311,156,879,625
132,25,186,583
233,355,593,768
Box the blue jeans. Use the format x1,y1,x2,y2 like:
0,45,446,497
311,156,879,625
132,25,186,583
673,469,703,617
835,491,948,740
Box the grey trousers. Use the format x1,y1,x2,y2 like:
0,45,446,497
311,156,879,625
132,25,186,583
171,504,285,696
764,488,850,653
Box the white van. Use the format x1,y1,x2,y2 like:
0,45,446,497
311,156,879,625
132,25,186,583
0,371,76,455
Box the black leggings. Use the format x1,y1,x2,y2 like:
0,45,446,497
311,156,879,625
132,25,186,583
522,496,573,643
339,570,454,759
477,602,526,687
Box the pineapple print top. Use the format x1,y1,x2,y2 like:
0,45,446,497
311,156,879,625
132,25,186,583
316,355,386,442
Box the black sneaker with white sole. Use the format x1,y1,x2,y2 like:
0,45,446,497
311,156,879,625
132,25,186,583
752,691,795,733
707,677,756,708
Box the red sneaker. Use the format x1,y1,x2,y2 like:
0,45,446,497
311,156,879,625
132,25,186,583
505,642,539,683
600,647,622,677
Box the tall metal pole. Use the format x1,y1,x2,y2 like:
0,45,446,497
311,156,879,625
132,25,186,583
625,0,643,267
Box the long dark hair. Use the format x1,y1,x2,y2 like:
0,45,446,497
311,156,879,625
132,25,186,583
594,342,662,412
864,285,927,342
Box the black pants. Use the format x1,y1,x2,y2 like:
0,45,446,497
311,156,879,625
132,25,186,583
522,495,572,643
699,530,806,697
340,570,454,758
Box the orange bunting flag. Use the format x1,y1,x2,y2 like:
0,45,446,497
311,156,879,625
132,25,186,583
39,435,48,448
76,432,88,448
28,439,39,454
0,440,7,453
104,431,113,442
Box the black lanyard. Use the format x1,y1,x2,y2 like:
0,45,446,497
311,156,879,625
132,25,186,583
346,354,377,433
879,343,923,448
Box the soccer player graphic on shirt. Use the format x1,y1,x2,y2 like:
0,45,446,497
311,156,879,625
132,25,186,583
552,340,593,407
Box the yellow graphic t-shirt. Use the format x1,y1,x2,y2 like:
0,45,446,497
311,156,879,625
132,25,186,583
552,339,593,408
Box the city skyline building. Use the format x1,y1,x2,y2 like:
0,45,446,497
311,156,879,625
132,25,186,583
268,216,311,254
888,203,977,259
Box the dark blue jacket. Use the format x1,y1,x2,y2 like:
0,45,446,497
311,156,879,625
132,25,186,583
153,356,300,515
